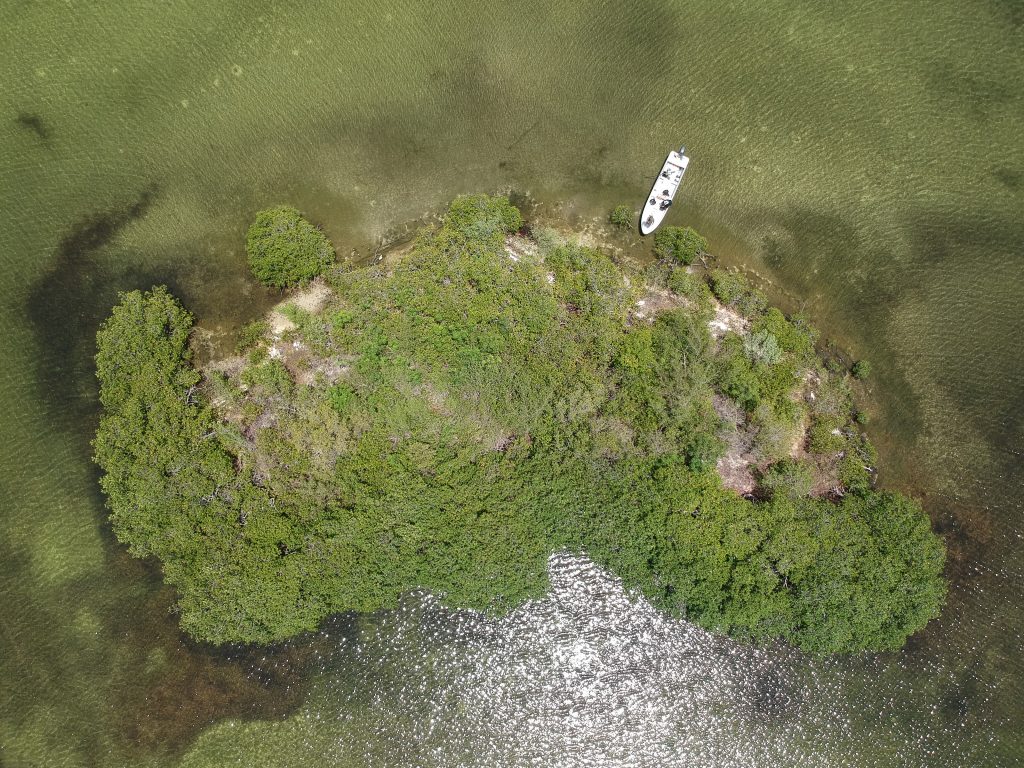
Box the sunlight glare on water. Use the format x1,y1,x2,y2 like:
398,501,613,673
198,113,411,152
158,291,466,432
182,554,985,767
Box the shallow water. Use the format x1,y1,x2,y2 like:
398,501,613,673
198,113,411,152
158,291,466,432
179,554,995,767
0,1,1021,765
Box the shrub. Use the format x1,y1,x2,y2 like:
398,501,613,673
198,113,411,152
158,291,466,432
330,308,354,327
444,194,522,240
758,459,815,500
328,383,355,415
810,369,853,421
852,359,872,380
753,308,816,364
609,204,634,230
205,370,240,406
789,312,820,352
246,206,335,288
247,345,268,365
709,269,767,316
751,403,801,463
822,341,847,374
743,329,783,366
686,432,724,472
838,432,878,494
236,320,269,352
241,359,293,398
667,268,714,318
715,334,762,411
652,226,707,265
808,417,845,454
709,269,747,304
532,226,562,255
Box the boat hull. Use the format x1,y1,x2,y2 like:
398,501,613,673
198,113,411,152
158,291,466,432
640,149,689,235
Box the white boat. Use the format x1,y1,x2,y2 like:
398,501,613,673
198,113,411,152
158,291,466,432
639,146,689,235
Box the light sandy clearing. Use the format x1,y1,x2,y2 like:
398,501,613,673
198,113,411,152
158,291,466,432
268,279,332,335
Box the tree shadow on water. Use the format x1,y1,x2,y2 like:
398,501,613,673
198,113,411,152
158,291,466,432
14,112,52,145
25,185,180,477
21,186,312,762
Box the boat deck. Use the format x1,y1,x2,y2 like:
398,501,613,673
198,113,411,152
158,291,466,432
640,150,689,235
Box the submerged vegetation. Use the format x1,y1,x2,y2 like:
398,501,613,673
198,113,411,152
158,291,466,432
609,204,634,230
94,195,945,653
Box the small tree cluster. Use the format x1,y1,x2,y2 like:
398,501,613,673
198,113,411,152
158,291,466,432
246,206,336,288
758,459,815,500
653,226,708,265
709,269,768,316
443,194,523,240
852,359,872,380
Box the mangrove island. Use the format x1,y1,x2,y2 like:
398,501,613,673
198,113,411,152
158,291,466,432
93,195,945,653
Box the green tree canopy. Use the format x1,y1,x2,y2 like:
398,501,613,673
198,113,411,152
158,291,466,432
852,359,872,379
246,206,336,288
757,459,815,500
653,226,708,265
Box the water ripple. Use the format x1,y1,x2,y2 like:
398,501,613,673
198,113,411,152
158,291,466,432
196,553,988,768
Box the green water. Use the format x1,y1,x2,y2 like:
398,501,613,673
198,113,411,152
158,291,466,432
1,0,1021,765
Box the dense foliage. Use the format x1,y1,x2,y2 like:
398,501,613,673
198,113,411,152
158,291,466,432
852,359,872,380
246,206,335,288
652,226,708,265
95,195,945,652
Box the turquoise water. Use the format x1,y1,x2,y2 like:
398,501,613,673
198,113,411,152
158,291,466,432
1,1,1021,765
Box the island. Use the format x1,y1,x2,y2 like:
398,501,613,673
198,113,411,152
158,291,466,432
93,195,945,653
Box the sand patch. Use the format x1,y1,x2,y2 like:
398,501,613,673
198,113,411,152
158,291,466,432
713,394,757,495
631,286,688,323
708,304,747,339
268,279,332,335
505,234,538,263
